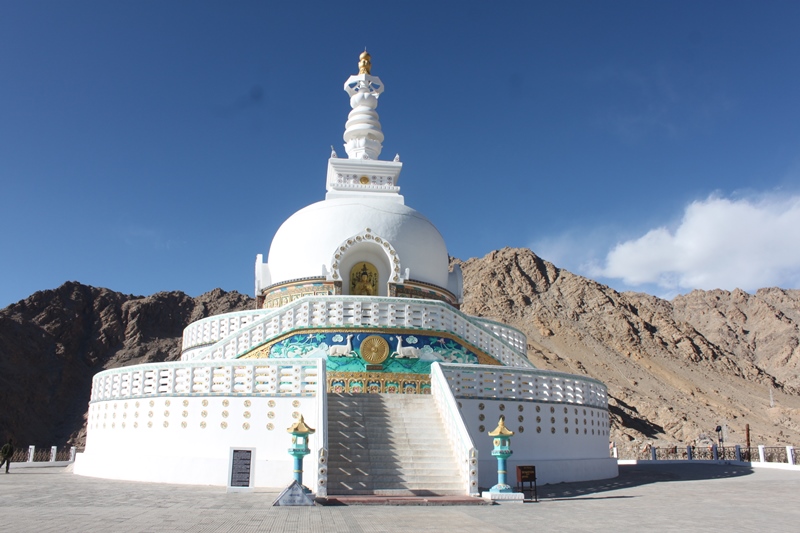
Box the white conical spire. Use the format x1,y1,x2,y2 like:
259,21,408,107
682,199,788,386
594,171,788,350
343,51,385,160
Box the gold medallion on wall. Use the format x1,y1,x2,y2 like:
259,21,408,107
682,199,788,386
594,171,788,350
359,335,390,364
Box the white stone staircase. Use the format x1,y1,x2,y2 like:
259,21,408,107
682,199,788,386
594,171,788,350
326,393,465,496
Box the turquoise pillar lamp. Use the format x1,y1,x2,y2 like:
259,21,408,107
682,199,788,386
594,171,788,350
488,415,514,493
287,414,316,494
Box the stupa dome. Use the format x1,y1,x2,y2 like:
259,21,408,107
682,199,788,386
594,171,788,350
267,196,450,289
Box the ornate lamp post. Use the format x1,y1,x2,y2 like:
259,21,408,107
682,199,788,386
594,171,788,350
287,414,316,494
488,415,514,493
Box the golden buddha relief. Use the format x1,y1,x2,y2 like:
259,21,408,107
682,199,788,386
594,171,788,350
350,262,378,295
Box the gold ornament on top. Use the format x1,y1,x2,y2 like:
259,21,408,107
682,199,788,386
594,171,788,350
360,335,390,364
358,50,371,74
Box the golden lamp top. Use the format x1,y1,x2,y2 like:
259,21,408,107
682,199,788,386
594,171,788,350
488,415,514,437
287,414,316,435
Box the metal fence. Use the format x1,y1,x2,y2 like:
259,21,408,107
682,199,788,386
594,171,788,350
5,445,77,464
618,444,797,465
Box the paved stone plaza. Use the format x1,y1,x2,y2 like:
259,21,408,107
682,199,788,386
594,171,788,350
3,463,798,532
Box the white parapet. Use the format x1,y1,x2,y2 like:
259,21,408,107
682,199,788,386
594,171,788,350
76,358,327,490
180,296,532,368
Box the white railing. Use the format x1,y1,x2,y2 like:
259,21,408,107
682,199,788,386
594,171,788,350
470,317,527,353
182,310,272,351
182,296,532,368
439,364,608,408
431,363,479,496
90,359,324,402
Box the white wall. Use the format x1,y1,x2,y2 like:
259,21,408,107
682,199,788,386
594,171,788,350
75,394,324,490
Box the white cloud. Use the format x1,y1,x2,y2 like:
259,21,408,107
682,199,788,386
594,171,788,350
597,194,800,292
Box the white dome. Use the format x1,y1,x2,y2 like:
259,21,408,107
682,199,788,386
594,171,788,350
267,197,450,289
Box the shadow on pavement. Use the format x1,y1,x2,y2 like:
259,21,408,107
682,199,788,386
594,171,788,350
537,463,753,500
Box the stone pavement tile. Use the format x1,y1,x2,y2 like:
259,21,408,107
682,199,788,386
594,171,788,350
3,465,800,532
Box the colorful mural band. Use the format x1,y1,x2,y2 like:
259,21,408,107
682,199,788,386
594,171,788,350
241,330,498,374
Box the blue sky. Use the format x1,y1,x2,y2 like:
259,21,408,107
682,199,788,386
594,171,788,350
2,1,800,308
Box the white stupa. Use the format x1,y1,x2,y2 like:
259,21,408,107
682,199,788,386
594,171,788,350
75,52,617,495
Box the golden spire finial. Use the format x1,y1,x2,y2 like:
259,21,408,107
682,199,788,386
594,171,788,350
488,415,515,436
358,50,372,75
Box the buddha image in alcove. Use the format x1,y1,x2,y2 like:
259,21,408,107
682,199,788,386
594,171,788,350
350,262,378,295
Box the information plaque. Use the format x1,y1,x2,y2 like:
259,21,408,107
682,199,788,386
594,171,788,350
227,447,255,492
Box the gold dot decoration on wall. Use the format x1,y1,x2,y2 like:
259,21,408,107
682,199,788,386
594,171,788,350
165,400,171,407
164,411,170,418
124,402,128,409
149,401,155,407
200,421,207,429
478,403,485,411
183,400,189,407
478,414,485,421
536,405,541,412
575,428,579,435
499,404,505,411
518,426,524,433
163,421,169,428
292,412,299,419
268,411,275,419
564,427,569,434
221,422,227,429
292,400,300,408
268,400,276,408
222,411,229,418
359,175,370,184
135,401,140,408
518,415,524,423
243,411,251,419
550,407,555,414
123,413,127,419
222,400,230,407
121,422,125,429
148,411,153,418
551,427,556,434
181,422,187,429
518,405,524,412
564,417,569,424
112,413,116,419
182,411,188,418
111,423,115,429
550,417,555,424
202,399,208,407
537,427,541,433
147,421,153,428
113,403,117,410
536,416,541,423
201,410,208,418
244,400,251,408
243,423,250,430
134,422,138,429
267,423,274,431
564,407,568,414
134,411,139,418
479,425,485,432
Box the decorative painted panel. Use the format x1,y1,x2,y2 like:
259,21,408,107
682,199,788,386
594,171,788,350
239,330,502,375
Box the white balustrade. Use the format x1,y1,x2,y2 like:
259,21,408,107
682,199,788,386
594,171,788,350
438,363,608,408
181,296,533,368
431,363,479,496
89,359,324,403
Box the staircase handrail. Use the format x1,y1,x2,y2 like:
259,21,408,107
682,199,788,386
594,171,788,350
431,362,479,496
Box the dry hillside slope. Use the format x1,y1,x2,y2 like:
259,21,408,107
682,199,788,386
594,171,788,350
459,248,800,452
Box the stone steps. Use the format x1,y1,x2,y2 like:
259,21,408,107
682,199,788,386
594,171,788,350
326,393,465,496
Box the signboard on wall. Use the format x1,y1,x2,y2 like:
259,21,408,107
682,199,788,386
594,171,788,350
227,448,255,492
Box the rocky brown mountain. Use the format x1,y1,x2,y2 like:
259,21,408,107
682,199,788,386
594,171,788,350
1,249,798,456
459,248,800,455
0,282,252,447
